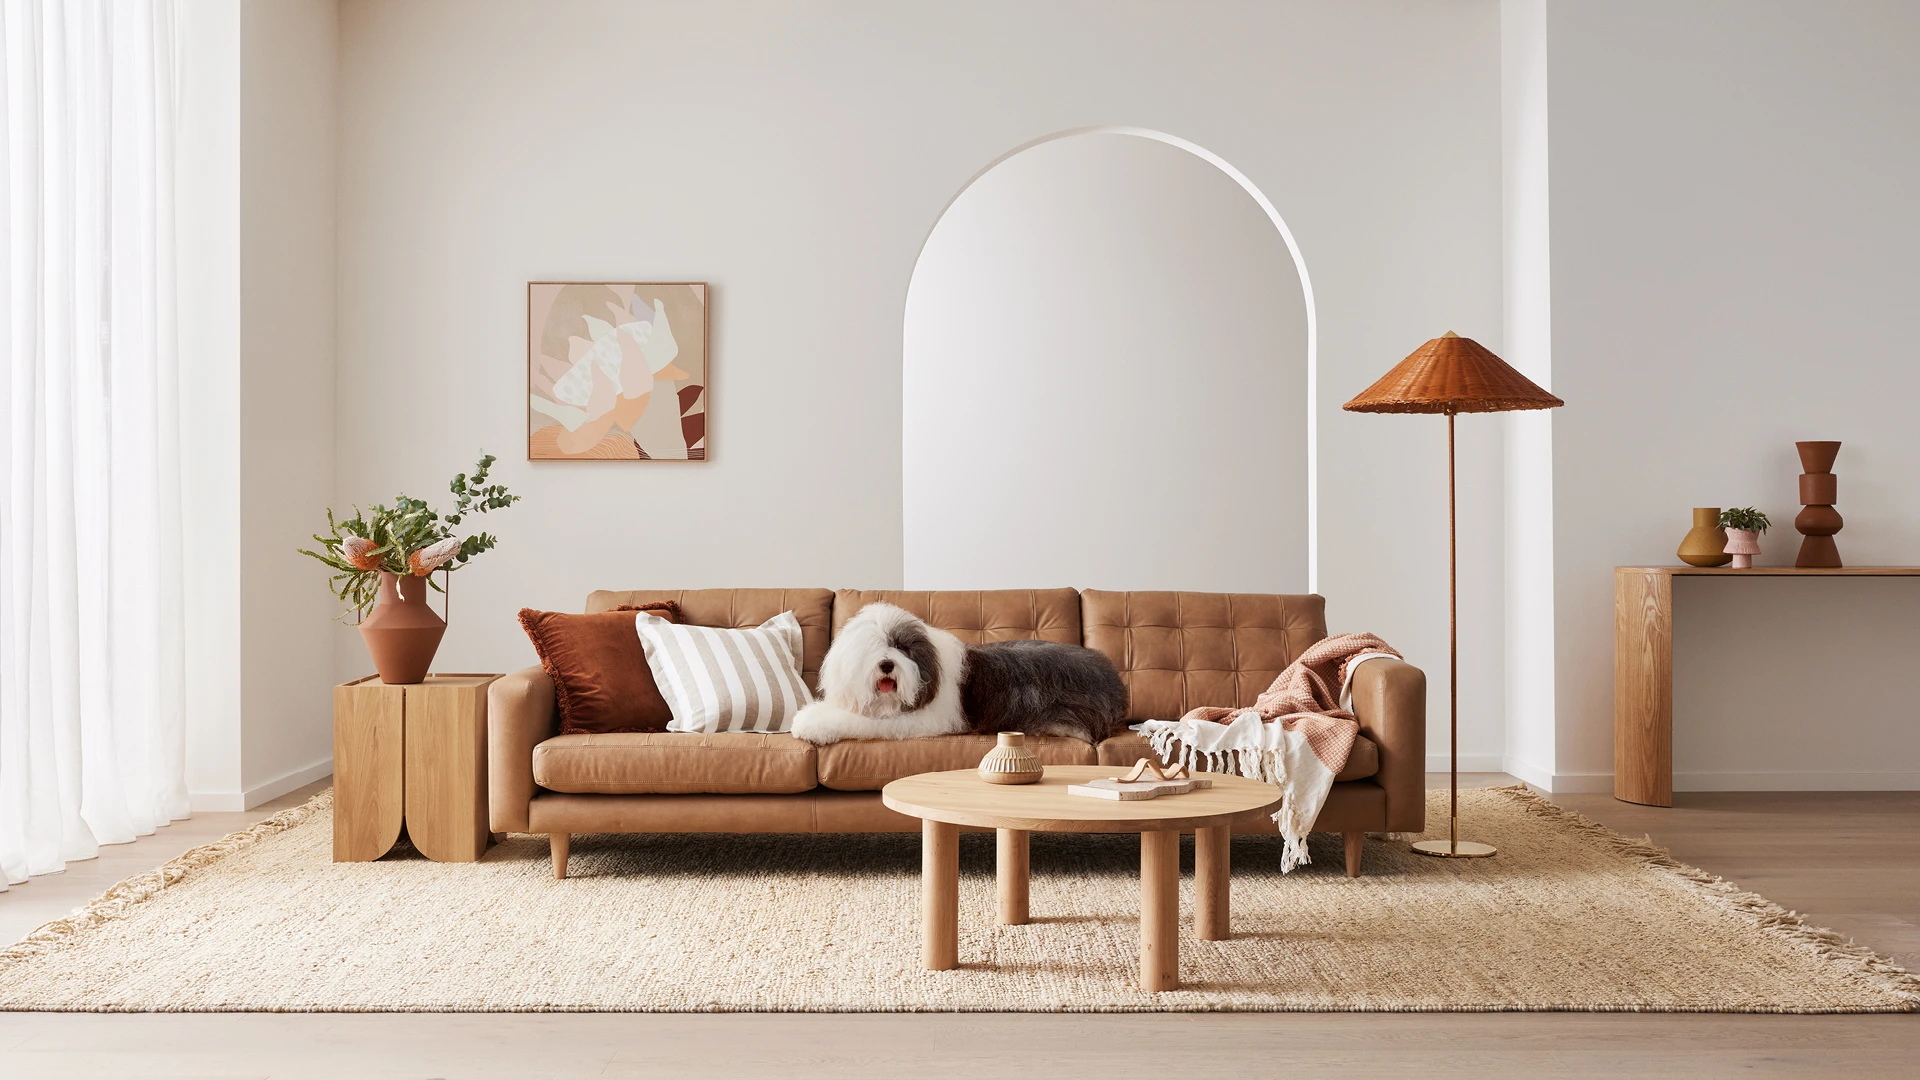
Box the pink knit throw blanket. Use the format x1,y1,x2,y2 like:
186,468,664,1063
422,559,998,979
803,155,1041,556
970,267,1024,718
1140,633,1401,871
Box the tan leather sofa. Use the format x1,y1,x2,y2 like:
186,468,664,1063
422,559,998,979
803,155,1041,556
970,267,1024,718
490,588,1425,878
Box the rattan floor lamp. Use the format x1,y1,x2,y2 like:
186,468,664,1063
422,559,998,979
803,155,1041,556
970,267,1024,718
1344,332,1562,858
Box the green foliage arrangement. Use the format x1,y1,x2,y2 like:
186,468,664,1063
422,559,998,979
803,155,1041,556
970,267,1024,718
1718,507,1771,533
299,454,521,617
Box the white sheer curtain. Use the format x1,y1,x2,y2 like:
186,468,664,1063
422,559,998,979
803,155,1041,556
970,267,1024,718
1,0,186,888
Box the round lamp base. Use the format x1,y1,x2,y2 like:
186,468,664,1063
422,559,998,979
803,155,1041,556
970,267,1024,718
1411,839,1497,859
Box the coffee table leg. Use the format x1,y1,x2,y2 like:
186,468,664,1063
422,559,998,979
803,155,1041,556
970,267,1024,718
1140,829,1180,991
996,828,1030,925
1195,824,1230,941
922,819,959,970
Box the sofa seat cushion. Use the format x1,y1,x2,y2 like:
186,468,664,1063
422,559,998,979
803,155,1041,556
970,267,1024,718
1095,730,1379,782
532,732,818,795
816,734,1097,792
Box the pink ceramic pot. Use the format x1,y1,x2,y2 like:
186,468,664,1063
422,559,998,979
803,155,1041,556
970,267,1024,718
1723,528,1761,570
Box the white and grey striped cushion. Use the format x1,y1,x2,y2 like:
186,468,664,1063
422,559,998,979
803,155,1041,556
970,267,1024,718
636,611,812,733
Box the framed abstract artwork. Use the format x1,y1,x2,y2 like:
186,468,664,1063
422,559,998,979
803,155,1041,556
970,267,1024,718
527,282,708,460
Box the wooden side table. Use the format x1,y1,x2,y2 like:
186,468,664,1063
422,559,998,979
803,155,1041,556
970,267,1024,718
333,673,501,862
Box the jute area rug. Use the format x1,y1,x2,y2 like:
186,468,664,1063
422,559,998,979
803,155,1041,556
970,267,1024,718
2,786,1915,1013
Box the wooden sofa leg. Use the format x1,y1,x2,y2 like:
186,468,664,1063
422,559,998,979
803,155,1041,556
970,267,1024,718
1343,831,1363,878
551,833,570,879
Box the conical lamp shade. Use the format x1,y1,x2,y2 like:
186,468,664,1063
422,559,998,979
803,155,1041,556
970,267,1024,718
1343,332,1563,414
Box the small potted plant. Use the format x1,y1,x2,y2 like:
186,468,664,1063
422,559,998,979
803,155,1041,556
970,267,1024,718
1718,507,1770,569
300,454,520,683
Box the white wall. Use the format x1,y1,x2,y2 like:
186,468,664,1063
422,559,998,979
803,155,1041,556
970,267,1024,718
176,0,243,806
903,132,1308,594
334,0,1507,768
239,0,339,804
171,0,1920,798
177,0,338,809
1500,0,1556,787
1544,0,1920,788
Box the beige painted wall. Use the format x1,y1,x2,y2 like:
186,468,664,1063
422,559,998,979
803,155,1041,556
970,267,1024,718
239,0,339,804
1542,0,1920,789
332,0,1509,770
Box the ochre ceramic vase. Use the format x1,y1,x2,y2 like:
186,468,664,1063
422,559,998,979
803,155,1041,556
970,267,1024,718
1676,507,1732,567
978,732,1044,785
359,571,445,684
1724,528,1761,569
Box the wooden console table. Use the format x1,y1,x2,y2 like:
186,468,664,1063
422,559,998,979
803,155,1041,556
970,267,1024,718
333,674,501,861
1614,566,1920,806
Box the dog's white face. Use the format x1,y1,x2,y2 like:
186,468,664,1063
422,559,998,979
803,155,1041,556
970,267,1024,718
820,603,939,719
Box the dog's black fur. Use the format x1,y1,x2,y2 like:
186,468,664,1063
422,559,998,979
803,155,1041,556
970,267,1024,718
960,640,1130,743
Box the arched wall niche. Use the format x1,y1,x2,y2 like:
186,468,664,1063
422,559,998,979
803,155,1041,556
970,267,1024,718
902,128,1317,592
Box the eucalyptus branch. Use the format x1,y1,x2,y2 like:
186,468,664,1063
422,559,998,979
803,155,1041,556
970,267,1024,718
299,453,521,619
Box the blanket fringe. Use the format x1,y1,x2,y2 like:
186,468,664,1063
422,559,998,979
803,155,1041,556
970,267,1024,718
0,790,334,972
1492,784,1920,1006
1146,725,1314,870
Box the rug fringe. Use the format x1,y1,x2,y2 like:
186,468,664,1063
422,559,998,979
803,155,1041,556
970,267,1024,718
0,789,335,972
1490,784,1920,1008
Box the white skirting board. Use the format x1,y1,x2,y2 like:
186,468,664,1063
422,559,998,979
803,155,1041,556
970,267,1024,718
1487,762,1919,795
1496,757,1613,794
1673,770,1920,792
189,757,333,813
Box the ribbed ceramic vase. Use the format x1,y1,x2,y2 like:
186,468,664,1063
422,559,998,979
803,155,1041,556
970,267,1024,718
1676,507,1732,567
1724,528,1761,570
359,571,445,684
978,732,1044,785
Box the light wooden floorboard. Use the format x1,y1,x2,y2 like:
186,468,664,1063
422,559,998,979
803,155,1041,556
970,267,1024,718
1,773,1916,1079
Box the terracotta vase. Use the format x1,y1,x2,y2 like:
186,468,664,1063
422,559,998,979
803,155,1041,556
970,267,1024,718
978,732,1044,785
1724,528,1761,570
359,571,445,684
1676,507,1732,567
1794,440,1843,568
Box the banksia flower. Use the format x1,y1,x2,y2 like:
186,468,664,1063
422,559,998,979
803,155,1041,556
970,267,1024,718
408,536,462,576
342,536,383,571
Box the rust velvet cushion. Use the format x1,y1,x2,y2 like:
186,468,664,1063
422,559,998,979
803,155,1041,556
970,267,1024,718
518,603,681,735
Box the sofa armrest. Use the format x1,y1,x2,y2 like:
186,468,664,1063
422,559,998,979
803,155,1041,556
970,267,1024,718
1349,657,1426,834
489,665,556,833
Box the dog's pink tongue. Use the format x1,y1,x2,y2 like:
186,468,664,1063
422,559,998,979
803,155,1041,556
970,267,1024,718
877,677,897,693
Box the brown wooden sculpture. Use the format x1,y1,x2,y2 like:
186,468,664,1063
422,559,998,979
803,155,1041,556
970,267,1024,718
1794,440,1843,568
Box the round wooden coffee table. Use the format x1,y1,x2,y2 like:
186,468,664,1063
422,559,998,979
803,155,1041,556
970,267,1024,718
881,765,1281,991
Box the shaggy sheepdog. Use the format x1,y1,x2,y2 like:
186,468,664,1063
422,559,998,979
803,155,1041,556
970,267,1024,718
789,602,1129,745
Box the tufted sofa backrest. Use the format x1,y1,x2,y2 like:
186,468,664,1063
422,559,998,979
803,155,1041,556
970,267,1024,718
1079,590,1328,721
586,588,835,694
830,589,1081,645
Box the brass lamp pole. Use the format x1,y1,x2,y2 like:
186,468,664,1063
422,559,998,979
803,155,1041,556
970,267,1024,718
1343,332,1563,858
